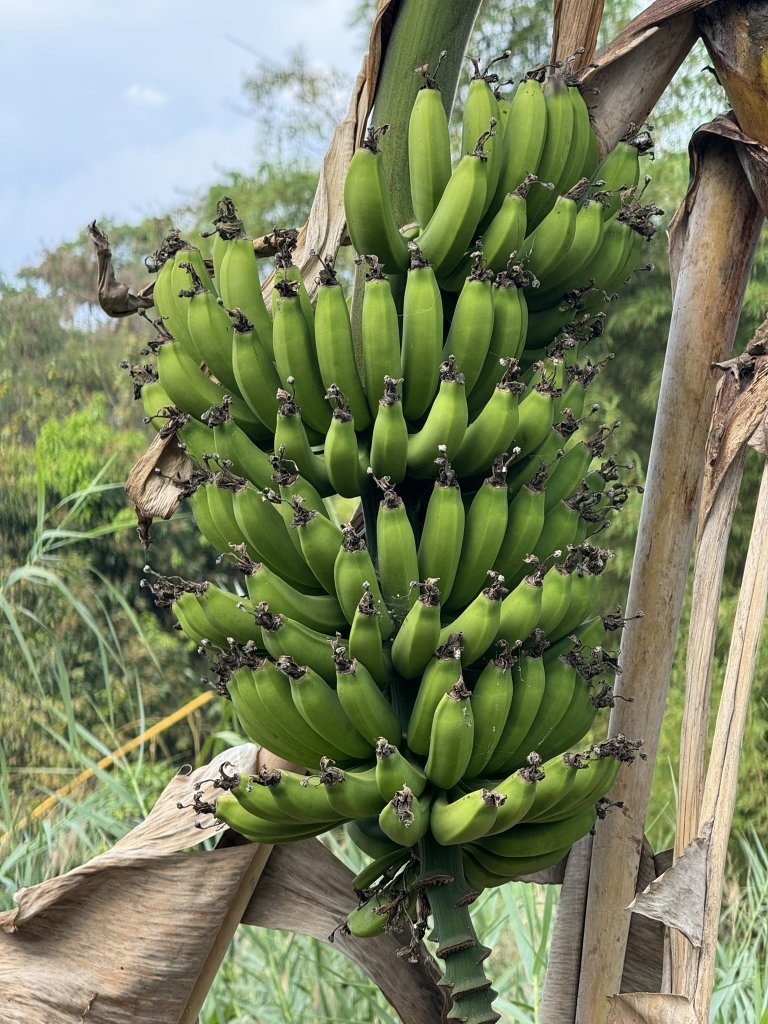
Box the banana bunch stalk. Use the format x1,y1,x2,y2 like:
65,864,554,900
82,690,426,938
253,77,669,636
128,51,659,1023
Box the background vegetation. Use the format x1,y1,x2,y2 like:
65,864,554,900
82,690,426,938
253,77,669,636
2,1,766,1020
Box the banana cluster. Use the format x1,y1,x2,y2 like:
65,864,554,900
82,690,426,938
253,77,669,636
129,51,654,1015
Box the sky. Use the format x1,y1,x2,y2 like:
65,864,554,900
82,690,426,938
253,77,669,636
0,0,363,281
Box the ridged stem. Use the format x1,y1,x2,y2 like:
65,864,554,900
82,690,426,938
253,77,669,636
371,0,483,227
417,835,500,1024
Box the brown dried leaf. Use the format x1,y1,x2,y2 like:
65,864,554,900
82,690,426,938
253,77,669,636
669,114,768,291
698,5,768,147
621,837,666,993
0,745,266,1024
1,743,260,934
580,0,713,156
88,221,153,318
551,0,605,69
702,321,768,523
606,993,697,1024
628,821,712,947
124,431,193,527
242,839,446,1024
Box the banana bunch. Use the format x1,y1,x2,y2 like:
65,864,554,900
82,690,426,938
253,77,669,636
128,51,657,1024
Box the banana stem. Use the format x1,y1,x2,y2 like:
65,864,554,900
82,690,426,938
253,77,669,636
417,835,500,1024
371,0,483,226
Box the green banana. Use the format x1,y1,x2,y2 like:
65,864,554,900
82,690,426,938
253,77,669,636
333,648,401,746
264,769,344,824
401,246,444,421
273,390,332,496
544,422,614,511
359,257,403,420
406,359,468,477
323,387,364,499
462,55,508,215
348,584,393,688
196,583,263,645
334,525,393,637
469,264,531,415
590,130,651,219
553,82,593,197
212,791,333,843
319,760,386,818
176,261,242,395
533,483,601,562
218,231,274,355
416,125,493,279
272,279,330,434
348,811,403,860
495,560,544,645
446,459,511,612
344,125,410,274
417,453,466,603
157,340,265,439
352,847,410,892
494,466,547,580
313,256,371,430
253,603,339,686
462,843,571,888
550,546,612,641
464,640,518,778
510,368,558,463
525,72,575,229
537,561,575,636
424,679,475,789
484,641,547,776
369,377,409,485
374,738,428,800
229,662,332,767
405,632,463,755
272,450,328,518
169,243,217,359
430,788,507,846
278,655,372,760
290,501,343,596
523,178,590,283
453,363,524,478
437,571,508,667
345,868,415,935
475,803,597,858
390,579,442,679
409,54,453,227
517,657,579,761
487,74,548,220
441,255,495,395
225,765,300,824
203,400,273,490
229,309,281,432
524,737,642,822
484,756,543,833
480,174,538,274
242,552,346,634
379,786,431,847
208,196,243,288
373,477,420,623
272,236,316,344
232,485,321,591
528,195,608,311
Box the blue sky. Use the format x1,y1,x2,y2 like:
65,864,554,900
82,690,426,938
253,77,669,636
0,0,362,280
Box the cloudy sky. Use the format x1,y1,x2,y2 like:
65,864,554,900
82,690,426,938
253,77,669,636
0,0,362,280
